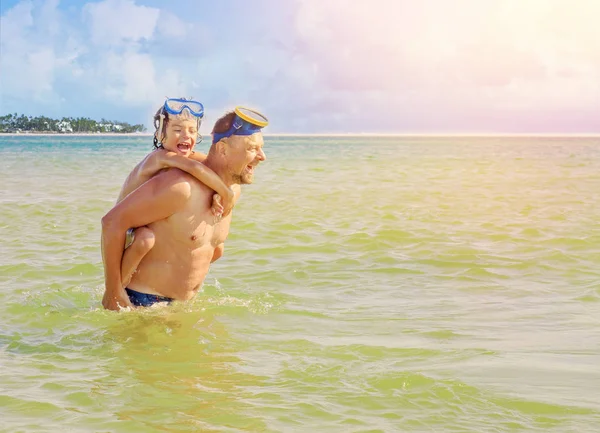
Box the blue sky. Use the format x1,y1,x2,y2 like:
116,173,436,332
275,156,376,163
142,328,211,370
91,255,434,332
1,0,599,134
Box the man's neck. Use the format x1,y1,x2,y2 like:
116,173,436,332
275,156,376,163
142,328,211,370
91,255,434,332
203,155,235,187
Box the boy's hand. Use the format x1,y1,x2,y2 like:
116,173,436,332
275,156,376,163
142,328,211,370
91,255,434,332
154,149,177,169
211,194,224,218
220,188,235,217
211,189,234,218
142,148,172,174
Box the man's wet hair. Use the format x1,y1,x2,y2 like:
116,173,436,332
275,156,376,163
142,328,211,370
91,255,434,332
211,111,236,136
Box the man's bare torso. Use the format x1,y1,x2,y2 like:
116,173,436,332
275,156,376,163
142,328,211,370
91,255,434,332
126,170,232,300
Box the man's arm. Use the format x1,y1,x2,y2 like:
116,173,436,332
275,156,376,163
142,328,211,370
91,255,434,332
211,243,224,263
117,152,164,203
101,169,192,311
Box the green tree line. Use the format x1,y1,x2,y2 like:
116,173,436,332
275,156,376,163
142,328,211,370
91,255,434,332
0,113,146,133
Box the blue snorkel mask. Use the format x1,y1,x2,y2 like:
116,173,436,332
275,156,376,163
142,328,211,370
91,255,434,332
212,106,269,144
163,98,204,117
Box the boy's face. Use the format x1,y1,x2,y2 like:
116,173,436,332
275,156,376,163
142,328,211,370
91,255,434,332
162,116,199,157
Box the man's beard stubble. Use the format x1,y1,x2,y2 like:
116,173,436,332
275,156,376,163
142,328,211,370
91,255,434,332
232,172,253,185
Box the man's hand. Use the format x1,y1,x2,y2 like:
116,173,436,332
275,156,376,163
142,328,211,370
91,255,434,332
102,289,134,311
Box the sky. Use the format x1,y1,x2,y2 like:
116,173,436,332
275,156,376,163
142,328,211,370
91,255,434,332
1,0,599,134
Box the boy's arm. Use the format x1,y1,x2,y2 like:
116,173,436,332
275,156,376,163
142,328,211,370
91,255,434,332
101,169,191,311
148,151,235,215
189,151,208,162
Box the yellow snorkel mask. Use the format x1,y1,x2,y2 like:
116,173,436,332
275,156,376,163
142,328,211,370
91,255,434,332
212,106,269,144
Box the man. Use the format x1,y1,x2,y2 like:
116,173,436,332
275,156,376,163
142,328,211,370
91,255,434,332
101,106,268,310
113,98,237,296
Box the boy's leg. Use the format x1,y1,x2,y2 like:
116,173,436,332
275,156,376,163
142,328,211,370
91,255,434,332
121,227,155,288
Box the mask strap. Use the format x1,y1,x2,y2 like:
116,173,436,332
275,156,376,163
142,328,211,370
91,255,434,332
156,113,165,144
232,117,244,130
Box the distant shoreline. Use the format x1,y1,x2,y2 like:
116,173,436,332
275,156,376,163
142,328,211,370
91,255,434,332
1,132,599,138
0,132,153,137
266,133,600,138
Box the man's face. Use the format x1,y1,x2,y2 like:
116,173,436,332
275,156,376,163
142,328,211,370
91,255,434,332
162,116,198,157
227,132,266,184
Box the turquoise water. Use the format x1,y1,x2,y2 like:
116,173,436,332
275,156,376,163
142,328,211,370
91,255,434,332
1,135,599,432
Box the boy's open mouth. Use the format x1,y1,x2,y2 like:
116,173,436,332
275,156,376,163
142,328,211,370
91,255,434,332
177,143,191,152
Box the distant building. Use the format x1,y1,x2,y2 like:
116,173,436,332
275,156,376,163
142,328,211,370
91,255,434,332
97,123,122,132
57,121,73,133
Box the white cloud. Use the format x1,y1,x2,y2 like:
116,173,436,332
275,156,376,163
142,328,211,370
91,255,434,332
101,52,157,102
27,49,57,95
0,1,33,58
94,52,188,106
288,0,600,130
1,0,598,132
156,11,191,39
82,0,160,47
37,0,61,37
0,0,59,103
0,0,33,33
0,0,194,119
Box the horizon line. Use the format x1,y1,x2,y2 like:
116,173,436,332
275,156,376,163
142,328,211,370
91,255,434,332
1,132,600,138
264,132,600,137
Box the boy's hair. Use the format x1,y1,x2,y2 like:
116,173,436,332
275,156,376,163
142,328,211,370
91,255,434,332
153,106,168,149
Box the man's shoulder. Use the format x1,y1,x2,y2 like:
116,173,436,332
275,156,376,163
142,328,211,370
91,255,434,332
157,167,214,196
151,168,196,196
156,167,195,182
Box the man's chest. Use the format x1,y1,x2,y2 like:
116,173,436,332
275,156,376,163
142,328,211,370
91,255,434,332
156,210,231,248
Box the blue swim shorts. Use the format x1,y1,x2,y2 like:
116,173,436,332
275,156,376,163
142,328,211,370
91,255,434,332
125,288,173,307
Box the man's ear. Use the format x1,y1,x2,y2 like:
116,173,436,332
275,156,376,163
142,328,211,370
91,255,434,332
216,138,228,156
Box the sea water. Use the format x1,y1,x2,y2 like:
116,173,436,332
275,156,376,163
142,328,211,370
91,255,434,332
1,135,599,432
